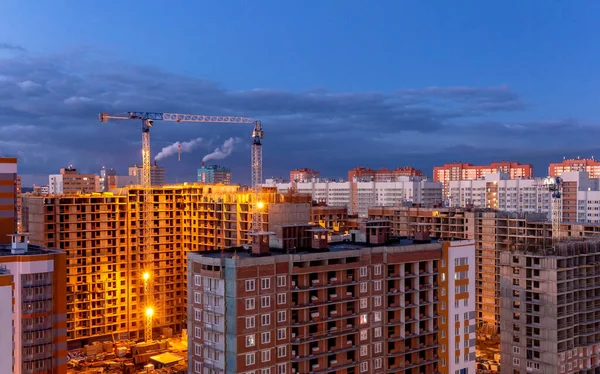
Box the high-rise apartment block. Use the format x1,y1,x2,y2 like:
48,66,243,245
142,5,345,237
266,177,443,217
27,185,305,345
99,167,117,192
0,157,18,245
290,168,320,182
188,223,475,374
310,204,349,233
49,166,99,195
433,161,533,198
1,233,67,374
197,163,232,184
129,163,166,186
499,240,600,373
348,166,423,182
549,156,600,178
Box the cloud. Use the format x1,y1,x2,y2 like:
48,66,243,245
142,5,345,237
0,46,592,184
0,43,26,52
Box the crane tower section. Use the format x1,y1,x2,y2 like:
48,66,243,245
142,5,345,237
543,176,563,246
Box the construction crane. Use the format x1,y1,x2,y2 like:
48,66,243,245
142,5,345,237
543,176,563,246
99,111,265,341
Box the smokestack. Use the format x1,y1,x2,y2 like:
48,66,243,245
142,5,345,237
154,137,204,162
154,160,157,166
201,161,205,167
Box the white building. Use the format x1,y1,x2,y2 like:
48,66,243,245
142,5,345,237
264,177,443,217
0,267,13,374
448,172,552,217
443,239,477,374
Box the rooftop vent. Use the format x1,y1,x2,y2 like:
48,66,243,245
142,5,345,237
9,233,29,255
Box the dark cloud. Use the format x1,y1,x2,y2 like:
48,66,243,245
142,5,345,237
0,47,592,184
0,43,26,52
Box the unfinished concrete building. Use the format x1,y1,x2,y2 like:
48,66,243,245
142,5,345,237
368,206,600,336
26,184,310,346
499,239,600,374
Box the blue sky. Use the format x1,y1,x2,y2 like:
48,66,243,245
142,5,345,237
1,1,599,185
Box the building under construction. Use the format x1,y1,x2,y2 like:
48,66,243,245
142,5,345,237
26,183,310,347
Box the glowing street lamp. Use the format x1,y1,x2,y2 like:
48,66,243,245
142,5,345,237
257,201,264,209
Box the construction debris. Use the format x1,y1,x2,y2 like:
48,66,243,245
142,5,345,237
67,335,187,374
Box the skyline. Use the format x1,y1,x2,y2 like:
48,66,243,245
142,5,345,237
1,1,600,186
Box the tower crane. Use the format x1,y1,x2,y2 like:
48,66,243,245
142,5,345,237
99,111,265,341
543,176,563,246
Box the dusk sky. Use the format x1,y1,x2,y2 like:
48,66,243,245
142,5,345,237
1,1,599,186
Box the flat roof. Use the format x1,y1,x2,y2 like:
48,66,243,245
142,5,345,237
193,237,446,260
0,244,61,257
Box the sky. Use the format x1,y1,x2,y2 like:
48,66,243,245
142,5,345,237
1,1,599,186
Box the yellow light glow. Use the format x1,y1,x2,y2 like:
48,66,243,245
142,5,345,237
143,272,150,281
257,201,264,209
145,307,154,318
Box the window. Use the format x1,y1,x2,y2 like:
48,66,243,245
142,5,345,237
261,278,270,290
246,298,255,310
374,264,382,275
360,361,368,373
513,346,520,355
454,257,468,266
194,343,202,356
441,316,446,324
526,362,540,370
360,267,368,277
194,291,202,304
194,326,201,338
261,349,271,363
261,332,270,344
261,296,270,308
360,345,367,356
360,314,368,324
360,329,367,341
441,344,446,352
513,358,520,366
441,302,446,311
194,360,202,373
261,369,271,374
463,298,469,307
277,310,286,323
277,293,286,305
261,314,271,326
246,316,255,329
194,275,201,286
360,282,367,293
455,314,459,322
374,358,382,369
277,328,286,340
374,327,382,338
246,279,255,292
246,353,255,366
374,280,382,291
441,358,446,367
374,342,382,353
277,345,286,358
194,308,202,321
374,296,381,307
277,275,286,287
374,311,381,322
360,298,367,309
277,364,286,374
246,335,256,347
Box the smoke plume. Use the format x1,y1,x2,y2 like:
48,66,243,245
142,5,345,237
202,137,243,163
155,137,204,161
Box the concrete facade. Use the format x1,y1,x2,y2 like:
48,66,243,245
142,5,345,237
49,167,99,195
0,157,18,245
128,163,165,186
499,240,600,374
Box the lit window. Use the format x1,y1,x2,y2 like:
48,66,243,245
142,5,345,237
246,335,255,347
360,314,368,324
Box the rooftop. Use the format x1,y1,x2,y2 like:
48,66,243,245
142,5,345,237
193,236,468,260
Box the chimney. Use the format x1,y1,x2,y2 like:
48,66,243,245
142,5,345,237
154,160,157,166
10,233,29,255
249,233,270,256
202,161,205,167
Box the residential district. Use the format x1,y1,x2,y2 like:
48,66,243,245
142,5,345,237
4,155,600,374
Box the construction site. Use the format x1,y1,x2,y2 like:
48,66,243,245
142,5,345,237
24,111,275,373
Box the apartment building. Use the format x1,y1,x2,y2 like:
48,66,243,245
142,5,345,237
0,266,13,374
197,164,232,184
290,168,320,182
129,163,166,186
348,166,423,182
549,156,600,178
266,177,443,217
49,167,99,194
434,161,533,198
99,167,117,192
188,223,475,374
0,233,67,374
26,185,309,345
368,206,600,337
0,157,18,244
499,240,600,374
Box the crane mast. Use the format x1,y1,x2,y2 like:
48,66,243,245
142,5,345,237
100,111,264,341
